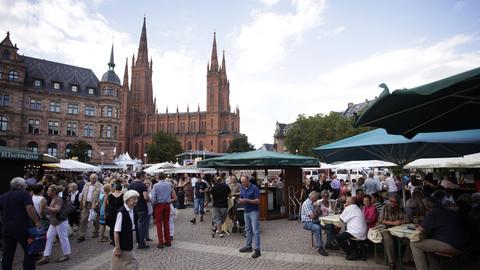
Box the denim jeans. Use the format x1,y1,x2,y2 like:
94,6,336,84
244,210,261,250
137,211,148,248
145,214,152,240
303,221,324,248
194,197,205,215
325,223,335,244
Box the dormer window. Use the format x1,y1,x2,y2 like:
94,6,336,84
33,79,42,88
103,88,116,96
71,85,78,92
53,82,61,90
87,88,95,95
2,50,10,60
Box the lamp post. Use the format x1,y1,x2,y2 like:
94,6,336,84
100,151,104,168
143,153,148,164
295,149,299,155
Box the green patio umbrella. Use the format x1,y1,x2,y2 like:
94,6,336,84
354,67,480,138
197,149,319,169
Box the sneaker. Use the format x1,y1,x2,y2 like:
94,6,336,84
56,255,69,263
325,242,339,250
239,246,253,253
190,218,196,224
200,216,204,222
318,247,328,256
37,257,49,265
156,244,164,249
164,242,171,247
252,250,261,259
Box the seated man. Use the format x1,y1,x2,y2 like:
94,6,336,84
378,194,408,270
317,190,339,250
410,197,465,270
301,191,328,256
336,196,368,261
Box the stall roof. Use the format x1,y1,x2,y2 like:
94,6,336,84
197,150,320,169
0,146,58,163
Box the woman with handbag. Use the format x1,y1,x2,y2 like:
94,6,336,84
37,185,71,264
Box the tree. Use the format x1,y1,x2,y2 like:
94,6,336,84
67,140,90,162
146,131,183,162
284,112,372,156
227,134,255,153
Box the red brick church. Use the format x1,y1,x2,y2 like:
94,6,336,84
118,18,241,159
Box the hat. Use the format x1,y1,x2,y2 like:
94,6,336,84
123,190,140,202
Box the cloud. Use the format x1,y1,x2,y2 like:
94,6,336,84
258,0,279,8
316,25,346,40
231,34,480,147
232,0,327,74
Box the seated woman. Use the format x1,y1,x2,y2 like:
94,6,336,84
316,190,339,250
362,195,378,229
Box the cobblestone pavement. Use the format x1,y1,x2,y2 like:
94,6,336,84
6,206,390,269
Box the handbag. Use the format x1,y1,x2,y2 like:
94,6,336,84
56,198,76,221
27,226,47,255
367,224,386,243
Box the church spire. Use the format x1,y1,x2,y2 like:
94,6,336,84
108,44,115,71
221,50,226,74
209,32,218,72
136,17,149,65
123,58,129,88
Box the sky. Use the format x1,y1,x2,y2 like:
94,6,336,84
1,0,479,148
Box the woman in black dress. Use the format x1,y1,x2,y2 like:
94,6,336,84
105,183,124,245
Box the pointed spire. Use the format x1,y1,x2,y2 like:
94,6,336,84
123,58,129,87
166,106,168,113
150,57,153,69
209,32,218,72
136,17,149,65
221,50,226,74
197,104,200,112
176,105,179,113
132,54,135,66
187,104,190,112
108,44,115,70
1,31,14,47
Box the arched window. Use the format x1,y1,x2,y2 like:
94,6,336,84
187,141,192,151
85,144,92,161
0,116,7,131
27,142,38,153
222,141,228,152
8,70,19,81
2,50,10,60
134,143,139,158
65,143,73,158
0,139,6,146
198,141,204,151
47,143,58,157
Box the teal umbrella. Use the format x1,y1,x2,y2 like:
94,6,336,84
354,67,480,138
313,128,480,165
197,149,319,169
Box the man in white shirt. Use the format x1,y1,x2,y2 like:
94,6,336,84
336,196,368,261
384,172,398,196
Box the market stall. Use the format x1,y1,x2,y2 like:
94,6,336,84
198,150,320,220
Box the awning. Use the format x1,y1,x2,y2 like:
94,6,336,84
0,146,58,163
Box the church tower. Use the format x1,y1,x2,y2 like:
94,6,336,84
131,17,155,114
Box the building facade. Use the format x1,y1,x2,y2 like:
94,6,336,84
0,32,121,164
119,19,240,159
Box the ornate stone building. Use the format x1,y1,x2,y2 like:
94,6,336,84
119,18,240,159
0,32,121,164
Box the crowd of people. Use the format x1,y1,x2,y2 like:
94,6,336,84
0,170,266,269
300,170,480,270
1,168,479,270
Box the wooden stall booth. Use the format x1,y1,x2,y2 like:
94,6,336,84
197,150,320,220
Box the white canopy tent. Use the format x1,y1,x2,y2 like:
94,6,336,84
114,152,142,171
321,160,397,169
404,153,480,169
143,162,176,175
163,164,217,174
44,159,100,172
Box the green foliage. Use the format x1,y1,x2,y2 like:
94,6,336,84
146,131,183,162
67,140,90,162
284,112,372,157
227,134,255,153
